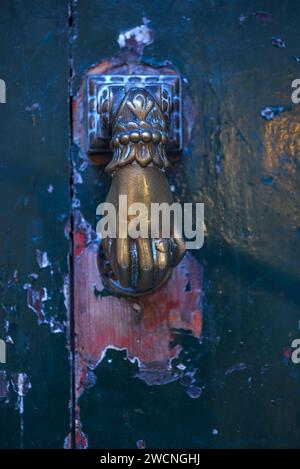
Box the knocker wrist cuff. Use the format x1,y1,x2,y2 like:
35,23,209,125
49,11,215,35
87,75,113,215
105,88,170,173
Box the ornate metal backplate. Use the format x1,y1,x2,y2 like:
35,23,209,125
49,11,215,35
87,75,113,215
86,74,182,155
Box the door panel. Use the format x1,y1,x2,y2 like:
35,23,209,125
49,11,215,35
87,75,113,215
0,0,299,449
71,0,300,449
0,0,70,448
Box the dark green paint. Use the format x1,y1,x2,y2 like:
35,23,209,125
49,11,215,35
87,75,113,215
73,0,300,449
0,0,70,448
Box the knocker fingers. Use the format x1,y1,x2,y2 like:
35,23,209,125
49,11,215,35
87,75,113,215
153,239,171,287
115,237,132,289
136,238,154,291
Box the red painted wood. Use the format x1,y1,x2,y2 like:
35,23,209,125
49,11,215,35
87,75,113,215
73,212,203,399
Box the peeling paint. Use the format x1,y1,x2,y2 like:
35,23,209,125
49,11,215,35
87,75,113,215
50,317,65,334
271,36,286,48
28,272,39,281
73,169,83,185
260,106,289,121
27,286,48,325
225,362,249,375
78,160,88,172
73,223,204,402
252,11,272,23
63,274,70,318
186,385,205,399
238,10,272,24
4,319,14,344
11,373,31,397
25,102,41,126
36,249,50,269
25,102,41,113
64,408,88,449
11,373,32,448
117,19,154,54
136,439,146,449
73,210,101,256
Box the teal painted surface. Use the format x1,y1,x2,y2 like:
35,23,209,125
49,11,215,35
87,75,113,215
0,0,70,448
73,0,300,448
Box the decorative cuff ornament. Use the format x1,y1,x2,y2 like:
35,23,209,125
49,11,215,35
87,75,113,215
106,89,170,173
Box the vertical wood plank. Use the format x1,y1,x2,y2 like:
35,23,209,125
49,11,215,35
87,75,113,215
0,0,70,448
71,0,300,449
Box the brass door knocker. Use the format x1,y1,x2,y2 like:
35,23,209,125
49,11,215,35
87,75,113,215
76,73,185,296
99,87,185,295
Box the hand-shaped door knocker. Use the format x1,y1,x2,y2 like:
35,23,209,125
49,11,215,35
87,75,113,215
76,72,185,297
98,87,185,296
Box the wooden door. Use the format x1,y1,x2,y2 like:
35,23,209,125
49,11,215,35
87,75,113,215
1,0,300,449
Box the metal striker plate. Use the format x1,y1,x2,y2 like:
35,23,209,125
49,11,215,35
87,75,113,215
85,74,182,155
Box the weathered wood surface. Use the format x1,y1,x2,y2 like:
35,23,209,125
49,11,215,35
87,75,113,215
0,0,300,450
0,0,70,448
73,212,203,379
71,0,300,449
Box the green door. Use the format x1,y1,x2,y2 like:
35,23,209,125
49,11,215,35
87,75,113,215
0,0,300,449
